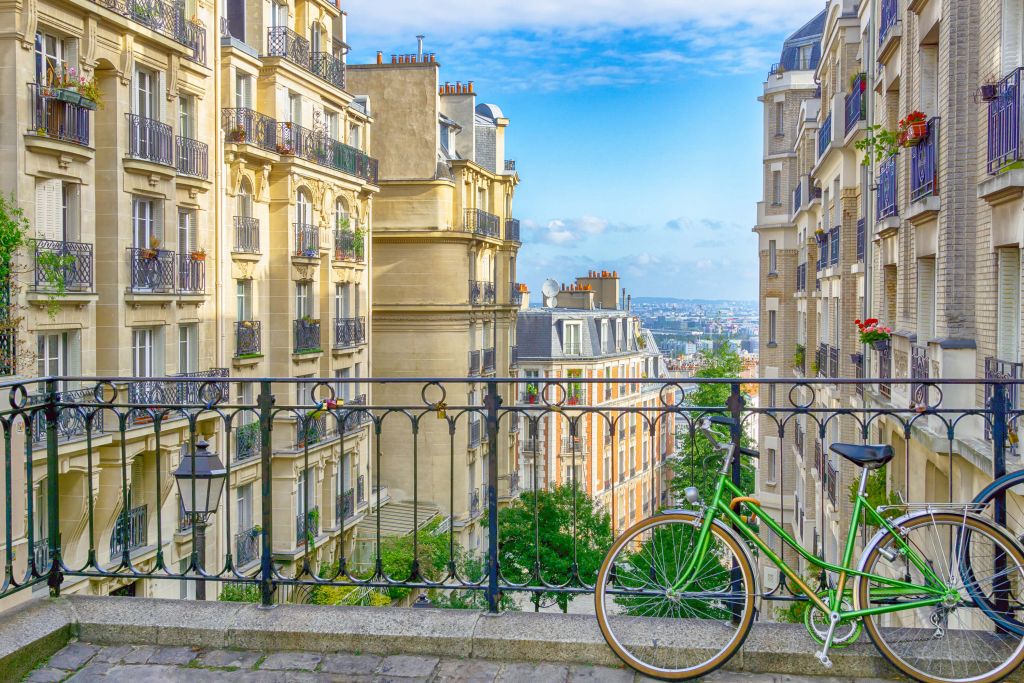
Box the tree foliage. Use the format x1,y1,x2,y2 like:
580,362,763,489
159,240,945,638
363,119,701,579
218,582,261,602
498,484,613,612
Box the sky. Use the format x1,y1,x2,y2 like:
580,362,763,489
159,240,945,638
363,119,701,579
344,0,825,300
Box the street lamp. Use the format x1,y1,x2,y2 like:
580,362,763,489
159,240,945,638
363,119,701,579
173,438,226,600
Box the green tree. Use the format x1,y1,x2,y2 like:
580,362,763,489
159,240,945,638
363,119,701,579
498,484,613,612
218,582,261,602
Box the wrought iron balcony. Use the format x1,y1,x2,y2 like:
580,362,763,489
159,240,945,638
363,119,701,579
271,121,379,183
334,229,364,262
505,218,520,242
986,357,1022,441
796,263,807,292
341,394,372,434
561,436,587,455
817,113,832,159
235,421,261,461
127,247,175,293
468,350,481,376
28,83,91,146
877,154,898,220
266,26,311,71
32,240,93,293
357,474,366,503
173,368,230,405
911,345,930,405
910,118,939,202
296,506,320,544
482,348,495,374
816,343,828,378
879,0,899,46
311,51,346,89
845,74,866,135
464,208,500,237
126,113,173,165
469,280,483,305
814,439,823,477
336,488,355,523
235,527,259,567
296,413,328,449
235,321,261,357
177,253,205,294
829,227,840,267
792,183,802,213
469,488,481,518
176,136,208,179
334,316,366,349
222,108,279,153
84,0,206,63
293,319,321,353
504,160,516,171
879,346,892,399
325,139,379,183
510,282,524,306
856,218,865,262
989,68,1024,174
294,223,319,257
233,216,260,253
825,460,838,506
33,538,51,572
829,346,839,379
510,345,519,370
110,504,147,560
29,387,104,447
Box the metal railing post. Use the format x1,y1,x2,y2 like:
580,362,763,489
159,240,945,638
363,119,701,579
484,380,501,613
991,381,1010,619
258,380,276,607
44,379,62,595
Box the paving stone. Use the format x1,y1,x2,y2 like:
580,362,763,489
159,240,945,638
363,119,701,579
497,662,571,683
196,648,266,669
120,645,158,664
47,642,99,670
259,651,322,671
93,645,138,663
433,658,502,682
378,654,440,678
376,677,430,683
98,664,221,682
65,662,113,682
569,664,635,682
25,668,69,683
147,645,198,665
319,653,382,675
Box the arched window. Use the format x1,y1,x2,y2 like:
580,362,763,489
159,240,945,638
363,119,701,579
237,179,252,217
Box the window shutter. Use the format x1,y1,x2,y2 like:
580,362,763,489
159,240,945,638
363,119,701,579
998,248,1022,362
917,259,936,341
153,201,163,243
36,179,61,240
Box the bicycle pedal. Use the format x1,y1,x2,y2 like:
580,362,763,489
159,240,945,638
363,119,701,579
815,652,833,669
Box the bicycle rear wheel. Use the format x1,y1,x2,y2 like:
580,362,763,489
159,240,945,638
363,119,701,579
594,512,755,680
968,470,1024,634
855,512,1024,683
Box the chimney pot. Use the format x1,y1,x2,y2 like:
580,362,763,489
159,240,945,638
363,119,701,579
468,81,474,93
377,51,384,65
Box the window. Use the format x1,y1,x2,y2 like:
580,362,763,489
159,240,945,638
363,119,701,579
335,367,351,401
235,73,252,109
349,123,361,150
271,0,287,28
36,180,78,242
132,329,156,377
132,197,160,250
289,93,301,125
335,283,352,319
297,468,316,516
768,239,777,273
236,280,252,320
1002,0,1024,73
37,332,74,391
998,248,1022,362
134,67,159,120
296,189,311,225
35,32,72,85
768,310,777,345
335,199,349,231
310,22,321,54
615,320,623,351
237,483,253,532
563,322,582,355
774,102,784,136
766,448,777,484
296,282,311,318
600,319,609,353
440,122,450,154
178,209,197,254
771,171,782,205
178,324,197,373
326,111,339,140
237,181,252,218
798,45,812,70
917,257,936,342
178,95,195,138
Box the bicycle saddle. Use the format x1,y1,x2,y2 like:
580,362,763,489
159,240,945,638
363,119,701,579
829,443,894,469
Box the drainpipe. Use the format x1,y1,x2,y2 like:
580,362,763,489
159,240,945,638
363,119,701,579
864,0,876,380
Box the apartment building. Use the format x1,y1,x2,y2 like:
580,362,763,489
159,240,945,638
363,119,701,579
515,272,674,535
346,55,522,557
0,0,379,603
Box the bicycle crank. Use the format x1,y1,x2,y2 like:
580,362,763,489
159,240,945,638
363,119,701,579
804,592,862,647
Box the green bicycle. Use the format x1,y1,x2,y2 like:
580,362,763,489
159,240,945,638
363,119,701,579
595,417,1024,682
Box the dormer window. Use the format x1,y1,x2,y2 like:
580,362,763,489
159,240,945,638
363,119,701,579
563,322,581,355
440,122,451,155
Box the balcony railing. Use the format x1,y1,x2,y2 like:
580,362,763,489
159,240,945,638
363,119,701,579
235,421,261,461
814,439,823,477
469,488,481,518
817,113,832,159
829,346,840,379
176,136,208,179
482,347,496,374
311,51,346,89
911,345,930,405
357,474,366,503
29,387,105,447
510,282,524,306
910,118,939,202
829,227,840,266
177,253,205,293
173,368,230,405
235,321,261,357
235,527,259,567
988,68,1024,174
505,218,521,242
336,489,355,523
233,216,260,253
334,229,364,262
845,74,865,135
28,83,90,146
87,0,205,63
294,223,319,257
126,114,173,165
127,247,175,293
296,506,320,544
222,108,279,153
296,413,328,449
334,316,366,348
856,218,865,262
792,183,802,213
825,460,838,506
510,345,519,370
986,357,1022,442
110,504,147,560
505,160,516,171
879,346,892,399
879,0,898,46
266,26,311,71
33,538,51,572
325,140,379,183
796,262,807,292
32,240,93,293
464,208,500,237
468,350,481,377
561,436,587,455
853,353,865,398
293,319,321,354
816,343,828,378
876,154,898,220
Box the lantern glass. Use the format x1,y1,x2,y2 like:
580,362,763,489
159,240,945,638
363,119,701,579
173,440,226,518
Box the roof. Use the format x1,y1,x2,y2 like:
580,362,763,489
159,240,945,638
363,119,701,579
353,500,441,539
777,9,825,72
516,308,641,361
475,102,504,121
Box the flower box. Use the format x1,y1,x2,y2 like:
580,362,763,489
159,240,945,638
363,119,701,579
980,84,999,102
55,88,82,105
871,339,890,352
140,248,158,260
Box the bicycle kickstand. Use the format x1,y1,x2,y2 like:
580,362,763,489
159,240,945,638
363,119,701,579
815,611,841,669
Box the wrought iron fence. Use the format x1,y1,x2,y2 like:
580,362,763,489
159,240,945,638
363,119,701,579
177,253,205,293
266,26,311,70
33,240,93,292
235,421,261,462
334,229,364,262
235,321,261,357
176,136,208,179
989,68,1024,174
510,282,524,306
877,154,898,219
294,223,319,257
337,489,355,522
879,0,898,45
311,51,346,89
293,319,321,353
844,74,865,135
910,117,940,202
334,317,366,348
233,216,260,253
127,247,175,293
828,227,840,266
28,83,90,146
110,504,148,560
222,108,279,152
856,218,865,262
296,506,320,544
817,112,832,159
464,208,500,237
88,0,205,63
126,114,173,165
505,218,520,242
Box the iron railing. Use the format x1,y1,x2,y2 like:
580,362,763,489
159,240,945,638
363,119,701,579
110,504,147,560
334,317,366,348
911,345,930,404
88,0,206,63
793,183,802,213
816,343,828,378
910,117,940,202
28,83,90,146
296,506,320,544
879,0,899,46
505,219,521,242
856,218,865,262
337,489,355,522
235,527,259,567
468,350,481,376
510,283,524,306
879,346,892,399
825,460,838,506
845,74,865,135
817,113,832,159
127,247,175,293
235,421,261,461
233,216,260,253
173,368,230,405
877,154,898,219
293,319,321,353
505,160,516,171
235,321,261,357
796,263,807,292
986,357,1023,442
828,227,840,266
989,68,1024,174
482,348,496,374
177,253,205,293
29,387,104,446
294,223,319,257
311,51,346,89
829,346,840,379
334,229,364,262
176,136,208,179
126,114,173,165
222,108,279,152
33,240,93,292
464,209,500,237
266,26,311,70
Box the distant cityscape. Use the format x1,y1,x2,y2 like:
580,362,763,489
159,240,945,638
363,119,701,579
629,297,759,360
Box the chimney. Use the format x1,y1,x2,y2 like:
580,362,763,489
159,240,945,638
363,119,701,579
376,51,383,65
391,54,397,64
416,35,425,61
468,81,474,93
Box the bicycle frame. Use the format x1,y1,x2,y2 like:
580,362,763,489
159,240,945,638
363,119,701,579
672,469,952,621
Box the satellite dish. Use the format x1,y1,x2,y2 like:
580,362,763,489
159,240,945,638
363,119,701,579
541,278,559,307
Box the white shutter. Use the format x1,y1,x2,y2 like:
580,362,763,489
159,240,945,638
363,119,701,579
1003,0,1024,73
35,179,61,240
998,248,1022,362
917,258,936,342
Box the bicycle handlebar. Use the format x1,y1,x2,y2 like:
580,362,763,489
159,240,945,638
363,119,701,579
698,417,759,459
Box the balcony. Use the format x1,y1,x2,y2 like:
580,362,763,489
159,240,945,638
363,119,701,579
505,218,521,242
817,113,832,159
334,229,364,262
877,154,899,220
109,504,148,560
296,506,320,544
127,247,175,293
173,368,230,405
985,357,1023,441
879,346,892,399
468,350,481,377
357,474,366,503
294,223,319,257
464,208,500,237
792,183,802,213
233,216,260,253
814,439,823,477
879,0,899,47
235,321,262,357
829,346,839,379
469,488,481,518
235,421,261,462
334,316,366,349
32,240,93,293
482,347,496,374
33,538,51,572
911,345,930,405
988,68,1024,175
510,345,519,369
311,51,346,89
336,488,355,523
825,460,838,506
296,413,328,449
816,343,828,378
177,253,205,294
844,74,865,135
561,436,587,455
126,114,173,166
28,83,91,146
469,280,496,306
266,26,311,71
856,218,865,262
828,227,840,267
509,282,524,306
29,387,105,447
325,139,378,183
275,123,380,184
234,527,259,567
84,0,206,63
505,159,516,172
853,352,865,398
175,136,208,179
796,262,807,292
293,319,321,354
222,108,279,153
910,118,940,204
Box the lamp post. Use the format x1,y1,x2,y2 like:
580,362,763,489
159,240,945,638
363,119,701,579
173,439,226,600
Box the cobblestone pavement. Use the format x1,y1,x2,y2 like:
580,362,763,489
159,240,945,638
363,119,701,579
24,642,900,682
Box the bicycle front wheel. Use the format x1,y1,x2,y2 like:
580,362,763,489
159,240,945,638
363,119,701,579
855,512,1024,683
594,512,755,680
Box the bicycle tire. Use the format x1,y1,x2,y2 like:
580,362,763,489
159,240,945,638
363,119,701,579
966,470,1024,635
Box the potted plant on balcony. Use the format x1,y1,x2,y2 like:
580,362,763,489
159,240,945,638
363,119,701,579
980,83,999,102
525,383,538,404
190,248,206,261
850,72,866,92
140,236,161,260
227,125,247,142
54,68,101,110
855,318,892,351
898,111,928,146
353,227,365,259
793,343,805,371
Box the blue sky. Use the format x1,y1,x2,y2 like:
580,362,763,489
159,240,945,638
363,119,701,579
345,0,824,300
